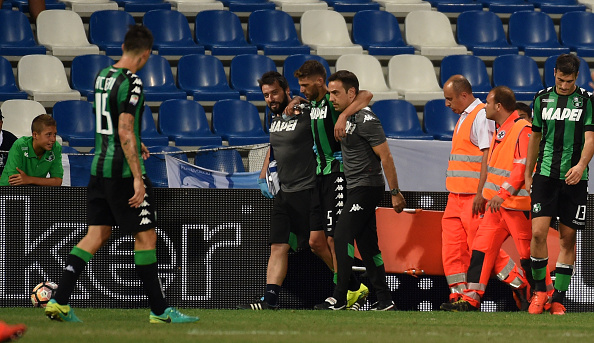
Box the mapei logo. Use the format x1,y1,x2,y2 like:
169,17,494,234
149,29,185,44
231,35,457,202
269,120,297,133
310,107,328,120
345,120,356,135
541,108,582,121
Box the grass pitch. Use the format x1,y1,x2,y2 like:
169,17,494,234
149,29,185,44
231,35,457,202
2,308,594,343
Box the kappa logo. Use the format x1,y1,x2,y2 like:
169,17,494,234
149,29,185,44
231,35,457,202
132,78,143,86
140,217,152,225
139,209,150,216
65,265,76,273
349,204,363,212
336,209,342,215
335,177,344,183
335,185,344,191
139,200,150,208
363,114,375,123
336,201,343,207
533,203,541,213
335,193,344,199
131,86,142,94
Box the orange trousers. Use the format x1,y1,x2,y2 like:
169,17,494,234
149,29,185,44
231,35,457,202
442,193,525,300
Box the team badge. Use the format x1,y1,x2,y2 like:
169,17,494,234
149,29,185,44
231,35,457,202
497,130,506,139
45,152,55,162
573,96,583,108
533,203,541,213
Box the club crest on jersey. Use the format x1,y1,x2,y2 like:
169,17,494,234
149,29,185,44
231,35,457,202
45,151,55,162
130,94,139,106
573,96,583,108
497,130,506,140
533,203,541,213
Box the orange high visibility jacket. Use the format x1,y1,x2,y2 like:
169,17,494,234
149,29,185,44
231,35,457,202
483,116,531,210
446,103,486,194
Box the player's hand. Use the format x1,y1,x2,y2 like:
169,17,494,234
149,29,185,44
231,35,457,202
284,98,301,117
392,193,406,213
472,193,486,216
524,173,533,192
129,177,146,208
486,195,504,213
8,167,29,186
141,143,150,160
334,115,347,141
565,164,585,185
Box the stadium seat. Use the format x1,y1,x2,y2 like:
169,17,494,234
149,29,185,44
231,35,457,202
62,146,93,187
166,0,223,13
481,0,534,12
373,0,431,14
70,54,115,99
543,55,593,92
283,54,331,97
0,56,28,101
195,10,258,56
194,146,245,173
52,100,96,147
439,55,491,101
141,105,170,147
135,54,187,102
115,0,171,12
219,0,275,12
335,54,399,100
300,10,363,57
560,11,594,57
177,54,240,101
323,0,380,12
508,11,570,57
352,10,415,56
388,55,443,102
434,0,483,13
17,55,81,102
212,99,269,146
0,9,46,57
144,145,188,187
492,54,544,101
423,99,459,141
11,0,65,13
404,10,468,56
89,10,135,56
36,10,100,57
270,0,328,13
158,99,223,146
371,100,433,140
0,99,46,137
456,11,519,56
531,0,586,13
248,10,311,55
229,54,277,101
60,0,118,15
142,9,205,56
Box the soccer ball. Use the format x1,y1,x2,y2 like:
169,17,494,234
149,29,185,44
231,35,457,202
31,281,58,308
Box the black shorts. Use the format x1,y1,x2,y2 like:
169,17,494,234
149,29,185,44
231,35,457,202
314,172,346,237
531,174,588,230
87,175,157,234
269,188,322,250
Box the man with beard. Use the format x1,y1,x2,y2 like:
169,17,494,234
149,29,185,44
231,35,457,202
237,71,323,309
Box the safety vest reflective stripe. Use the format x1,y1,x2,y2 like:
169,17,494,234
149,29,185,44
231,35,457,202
483,181,530,197
446,103,486,194
446,273,467,285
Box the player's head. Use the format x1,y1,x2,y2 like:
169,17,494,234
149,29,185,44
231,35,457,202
294,60,326,101
327,70,359,112
31,114,57,151
258,71,290,115
516,102,532,123
443,75,474,115
485,86,516,122
122,25,153,71
554,54,580,96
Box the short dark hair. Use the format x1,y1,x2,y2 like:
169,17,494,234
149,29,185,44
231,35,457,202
31,114,56,133
446,75,473,95
328,70,359,95
491,86,516,113
258,71,289,92
555,54,580,76
123,25,153,55
294,60,326,81
516,102,532,118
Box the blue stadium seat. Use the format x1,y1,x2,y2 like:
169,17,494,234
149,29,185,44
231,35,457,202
371,100,433,140
158,99,223,146
177,54,240,101
457,11,519,56
423,99,459,141
0,9,46,56
144,145,188,187
352,10,415,56
52,100,96,147
0,56,28,101
142,9,205,56
283,54,331,97
324,0,380,12
141,105,170,147
492,54,544,101
248,10,310,55
481,0,534,13
543,55,593,92
10,0,65,13
508,11,570,57
229,54,277,101
212,99,269,146
1,1,11,8
560,11,594,57
61,146,93,187
194,146,246,173
219,0,275,12
70,54,115,99
114,0,171,12
135,54,187,102
439,55,491,101
531,0,586,14
89,10,135,56
195,10,258,56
